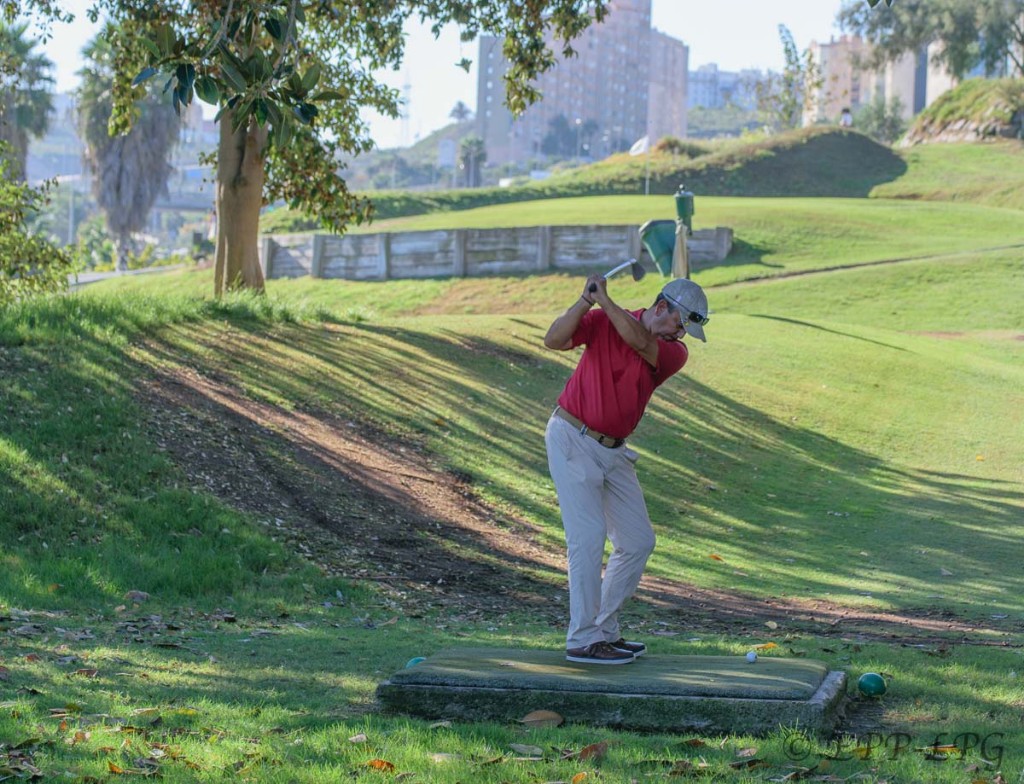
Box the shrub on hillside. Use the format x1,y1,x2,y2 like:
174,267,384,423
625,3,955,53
0,162,76,305
654,137,711,158
904,78,1024,144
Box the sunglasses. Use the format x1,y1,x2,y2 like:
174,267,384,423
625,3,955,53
664,294,709,328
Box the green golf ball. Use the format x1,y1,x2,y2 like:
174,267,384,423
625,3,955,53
857,672,887,697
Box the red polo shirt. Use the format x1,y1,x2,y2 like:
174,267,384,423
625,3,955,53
557,308,688,439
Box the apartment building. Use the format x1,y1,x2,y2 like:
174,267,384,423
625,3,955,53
687,63,760,111
475,0,688,165
648,29,689,142
805,34,868,124
806,35,979,125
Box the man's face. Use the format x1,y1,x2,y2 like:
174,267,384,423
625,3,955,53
653,300,687,341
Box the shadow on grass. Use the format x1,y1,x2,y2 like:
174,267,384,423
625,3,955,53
749,315,910,352
2,302,1022,634
691,238,782,274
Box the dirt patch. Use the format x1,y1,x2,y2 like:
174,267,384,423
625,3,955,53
136,357,1021,645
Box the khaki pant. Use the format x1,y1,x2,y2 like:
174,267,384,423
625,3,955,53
545,413,655,649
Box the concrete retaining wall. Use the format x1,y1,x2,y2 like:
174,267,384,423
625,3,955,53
260,225,732,280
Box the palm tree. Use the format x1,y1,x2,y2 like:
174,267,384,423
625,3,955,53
0,23,55,182
457,135,486,187
449,100,472,124
77,28,180,271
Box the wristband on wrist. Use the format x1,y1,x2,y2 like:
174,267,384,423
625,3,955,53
580,295,594,306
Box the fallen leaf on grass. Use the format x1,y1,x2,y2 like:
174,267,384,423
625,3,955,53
477,755,505,766
708,554,724,561
520,709,563,728
69,731,91,745
430,753,459,763
510,744,544,756
679,738,707,747
348,733,369,744
765,621,778,630
571,774,587,784
753,642,778,652
735,747,758,758
367,759,395,772
73,669,99,678
578,742,608,761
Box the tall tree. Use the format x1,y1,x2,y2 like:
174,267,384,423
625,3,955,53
36,1,609,297
457,134,486,187
449,100,472,123
755,25,823,131
840,0,1024,78
77,29,180,272
0,22,54,181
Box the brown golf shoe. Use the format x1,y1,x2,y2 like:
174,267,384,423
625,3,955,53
565,641,635,665
608,638,647,657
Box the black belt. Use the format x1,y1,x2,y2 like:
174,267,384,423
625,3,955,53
553,406,626,448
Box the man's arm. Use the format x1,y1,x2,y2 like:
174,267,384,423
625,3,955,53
591,277,660,367
543,274,602,350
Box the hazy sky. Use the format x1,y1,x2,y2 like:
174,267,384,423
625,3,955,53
29,0,849,149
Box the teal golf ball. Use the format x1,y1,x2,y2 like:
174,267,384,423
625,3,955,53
405,656,426,668
857,672,887,697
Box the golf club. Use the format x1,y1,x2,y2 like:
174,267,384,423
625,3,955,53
588,258,646,293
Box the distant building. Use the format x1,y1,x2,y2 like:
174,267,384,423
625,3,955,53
475,0,688,165
26,93,84,184
805,34,978,126
687,64,760,111
805,35,868,125
648,29,689,141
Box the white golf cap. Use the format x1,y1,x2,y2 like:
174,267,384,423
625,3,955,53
660,278,709,342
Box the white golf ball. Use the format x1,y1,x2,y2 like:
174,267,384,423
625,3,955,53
745,651,758,663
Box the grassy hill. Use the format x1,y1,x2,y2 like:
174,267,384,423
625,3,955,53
262,127,1024,234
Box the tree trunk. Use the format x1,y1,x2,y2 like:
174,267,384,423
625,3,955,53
116,231,130,272
214,110,267,297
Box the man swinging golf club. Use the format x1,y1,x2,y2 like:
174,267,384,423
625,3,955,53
543,268,709,664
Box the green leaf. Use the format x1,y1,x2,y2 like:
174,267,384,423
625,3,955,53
140,38,161,59
132,67,159,87
176,63,196,92
263,98,282,128
264,17,282,41
456,58,471,72
255,98,269,127
155,24,175,57
301,64,321,93
194,75,220,105
274,115,293,148
219,59,248,93
175,81,192,109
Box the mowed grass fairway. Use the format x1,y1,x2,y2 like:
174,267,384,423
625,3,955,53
3,193,1024,782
